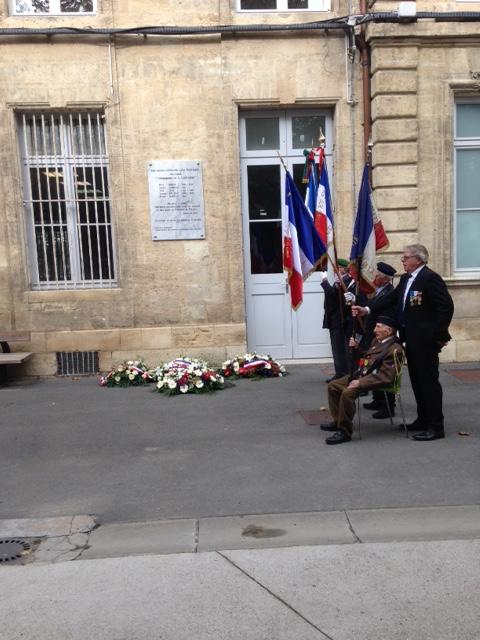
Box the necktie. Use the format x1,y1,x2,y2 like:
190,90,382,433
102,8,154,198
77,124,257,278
397,275,413,327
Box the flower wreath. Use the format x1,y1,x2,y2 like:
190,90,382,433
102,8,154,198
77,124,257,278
99,360,153,387
220,353,286,379
150,358,225,395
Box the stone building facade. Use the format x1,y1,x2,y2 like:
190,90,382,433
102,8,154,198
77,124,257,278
0,0,479,376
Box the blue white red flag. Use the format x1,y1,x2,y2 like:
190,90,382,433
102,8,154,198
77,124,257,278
349,165,377,294
315,150,336,284
283,171,327,310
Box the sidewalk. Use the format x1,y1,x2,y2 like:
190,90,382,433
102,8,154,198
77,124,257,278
1,534,479,640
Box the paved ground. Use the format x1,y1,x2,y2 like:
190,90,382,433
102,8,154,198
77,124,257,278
1,362,479,639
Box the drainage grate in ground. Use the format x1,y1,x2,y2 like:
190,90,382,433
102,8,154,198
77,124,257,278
0,539,32,565
447,369,480,382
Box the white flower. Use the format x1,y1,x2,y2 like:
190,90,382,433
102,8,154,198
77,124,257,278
114,375,121,382
194,369,202,377
132,369,139,376
168,380,177,390
180,385,189,393
127,360,133,366
128,373,135,381
195,380,204,389
265,363,271,370
222,360,231,368
233,362,240,371
218,375,224,384
157,380,165,389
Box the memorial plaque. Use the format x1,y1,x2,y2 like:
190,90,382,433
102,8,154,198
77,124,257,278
147,160,205,240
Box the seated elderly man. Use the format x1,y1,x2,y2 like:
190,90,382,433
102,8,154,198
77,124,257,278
320,316,404,445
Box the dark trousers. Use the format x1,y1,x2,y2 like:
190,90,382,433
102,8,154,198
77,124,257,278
372,388,395,410
406,343,444,432
329,327,350,378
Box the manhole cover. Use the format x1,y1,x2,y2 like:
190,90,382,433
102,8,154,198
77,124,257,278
0,539,31,565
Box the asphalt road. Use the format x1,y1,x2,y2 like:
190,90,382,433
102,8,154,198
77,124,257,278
1,363,479,524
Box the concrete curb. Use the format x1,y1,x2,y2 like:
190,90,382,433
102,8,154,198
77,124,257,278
1,505,479,563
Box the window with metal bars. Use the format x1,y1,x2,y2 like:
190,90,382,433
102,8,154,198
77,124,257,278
18,111,117,290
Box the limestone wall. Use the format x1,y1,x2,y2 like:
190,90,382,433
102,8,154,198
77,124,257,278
0,2,364,375
368,19,480,362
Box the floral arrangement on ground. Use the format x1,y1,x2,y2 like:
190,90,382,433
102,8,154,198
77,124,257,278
220,353,286,379
99,360,153,387
150,358,226,395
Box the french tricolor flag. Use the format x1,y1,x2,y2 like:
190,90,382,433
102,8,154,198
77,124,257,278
349,165,377,294
283,171,326,310
315,151,336,284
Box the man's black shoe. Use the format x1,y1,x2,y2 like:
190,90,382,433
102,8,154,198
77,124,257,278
406,420,423,430
320,421,337,432
326,431,351,445
372,410,394,419
412,430,445,441
363,401,380,410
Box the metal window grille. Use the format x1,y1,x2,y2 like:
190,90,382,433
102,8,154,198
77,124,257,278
56,351,99,376
11,0,96,16
18,111,117,290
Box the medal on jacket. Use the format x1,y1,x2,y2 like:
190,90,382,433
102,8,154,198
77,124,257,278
409,290,422,306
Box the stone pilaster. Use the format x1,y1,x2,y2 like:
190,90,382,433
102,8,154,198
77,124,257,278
370,45,419,257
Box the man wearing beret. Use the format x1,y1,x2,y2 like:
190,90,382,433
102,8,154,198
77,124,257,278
352,244,454,442
362,262,397,419
320,316,404,444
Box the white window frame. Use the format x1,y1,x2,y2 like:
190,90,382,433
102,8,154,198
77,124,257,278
18,111,117,290
10,0,97,16
237,0,330,12
453,98,480,275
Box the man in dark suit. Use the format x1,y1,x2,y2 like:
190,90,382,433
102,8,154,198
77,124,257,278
320,259,356,382
352,244,454,441
320,316,404,445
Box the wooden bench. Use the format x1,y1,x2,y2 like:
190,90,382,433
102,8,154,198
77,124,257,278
0,332,33,384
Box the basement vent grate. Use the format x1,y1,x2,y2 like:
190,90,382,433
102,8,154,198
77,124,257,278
56,351,99,376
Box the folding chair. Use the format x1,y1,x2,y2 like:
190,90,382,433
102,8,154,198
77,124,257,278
356,349,408,439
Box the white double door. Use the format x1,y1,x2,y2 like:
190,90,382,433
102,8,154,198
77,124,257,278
240,109,333,360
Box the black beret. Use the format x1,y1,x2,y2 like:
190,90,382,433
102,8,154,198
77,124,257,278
376,315,398,329
377,261,396,277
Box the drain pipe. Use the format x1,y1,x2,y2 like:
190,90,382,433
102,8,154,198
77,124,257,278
357,0,372,167
345,11,358,214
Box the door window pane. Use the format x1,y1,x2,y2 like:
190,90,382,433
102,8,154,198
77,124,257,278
240,0,276,8
456,104,480,138
249,221,283,274
247,165,281,220
292,163,307,200
246,117,279,151
456,149,480,209
456,211,480,269
292,115,326,149
289,0,308,7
